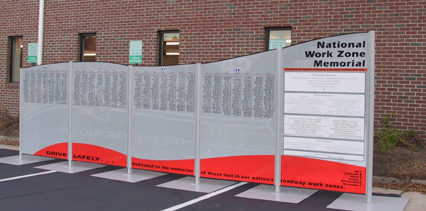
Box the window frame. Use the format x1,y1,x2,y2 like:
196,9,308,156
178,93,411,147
79,33,97,62
9,36,23,83
265,27,292,50
158,30,180,66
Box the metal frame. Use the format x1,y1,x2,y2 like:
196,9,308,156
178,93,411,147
366,30,375,203
275,47,283,193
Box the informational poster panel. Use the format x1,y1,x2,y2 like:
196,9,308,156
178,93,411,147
130,65,197,175
71,62,128,166
129,40,142,64
200,50,277,184
284,72,365,93
27,43,38,64
284,93,365,116
284,115,364,140
281,32,370,194
20,63,69,159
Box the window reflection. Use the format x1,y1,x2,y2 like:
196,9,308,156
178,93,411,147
10,37,23,83
81,34,96,62
267,29,292,50
160,32,179,66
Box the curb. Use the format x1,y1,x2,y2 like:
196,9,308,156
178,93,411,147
0,144,19,151
372,187,404,196
0,135,19,142
373,176,426,186
0,136,19,151
373,176,409,184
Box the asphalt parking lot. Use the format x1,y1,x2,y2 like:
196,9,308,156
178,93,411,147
0,148,407,211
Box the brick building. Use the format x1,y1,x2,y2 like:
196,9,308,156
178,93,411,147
1,0,425,137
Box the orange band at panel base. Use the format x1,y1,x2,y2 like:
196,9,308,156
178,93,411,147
200,155,275,185
34,143,68,160
132,158,194,176
35,143,127,166
72,143,127,167
35,144,366,194
281,156,366,194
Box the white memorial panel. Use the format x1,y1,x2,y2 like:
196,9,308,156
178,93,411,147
20,63,69,155
284,93,365,116
131,65,196,162
71,62,128,165
284,115,364,140
202,73,274,118
285,72,365,93
282,32,368,69
284,137,364,155
200,50,277,158
284,150,364,162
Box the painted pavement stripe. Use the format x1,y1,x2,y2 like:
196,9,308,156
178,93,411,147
162,182,248,211
0,170,56,182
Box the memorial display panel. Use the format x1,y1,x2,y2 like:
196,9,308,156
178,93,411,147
71,62,129,166
200,50,277,184
281,32,370,194
19,31,375,197
130,65,197,175
20,63,70,159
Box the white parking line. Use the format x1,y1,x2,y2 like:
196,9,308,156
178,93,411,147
162,182,248,211
0,170,56,182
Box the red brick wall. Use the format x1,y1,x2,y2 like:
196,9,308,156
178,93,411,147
0,0,39,114
1,0,425,138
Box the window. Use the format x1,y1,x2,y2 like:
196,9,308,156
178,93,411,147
265,28,292,50
80,33,96,61
9,36,23,83
159,31,179,66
